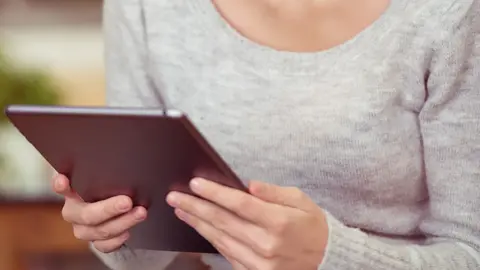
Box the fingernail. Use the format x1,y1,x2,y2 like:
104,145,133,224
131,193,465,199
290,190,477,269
55,178,64,190
134,207,146,220
166,192,178,207
189,178,203,192
117,198,131,211
250,180,264,194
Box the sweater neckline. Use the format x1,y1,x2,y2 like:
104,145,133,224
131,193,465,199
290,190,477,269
189,0,401,74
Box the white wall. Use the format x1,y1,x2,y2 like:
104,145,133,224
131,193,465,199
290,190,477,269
0,25,104,73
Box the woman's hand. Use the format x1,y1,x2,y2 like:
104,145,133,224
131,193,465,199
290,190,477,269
53,174,148,253
166,178,328,270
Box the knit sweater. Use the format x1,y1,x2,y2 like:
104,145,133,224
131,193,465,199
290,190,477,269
94,0,480,269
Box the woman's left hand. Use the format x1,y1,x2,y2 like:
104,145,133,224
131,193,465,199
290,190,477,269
166,178,329,270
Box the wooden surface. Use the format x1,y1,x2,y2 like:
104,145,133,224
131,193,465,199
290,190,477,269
0,201,93,270
0,200,217,270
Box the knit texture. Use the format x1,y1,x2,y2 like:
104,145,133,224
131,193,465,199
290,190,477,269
96,0,480,269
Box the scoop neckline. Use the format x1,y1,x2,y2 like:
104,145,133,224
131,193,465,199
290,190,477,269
189,0,399,74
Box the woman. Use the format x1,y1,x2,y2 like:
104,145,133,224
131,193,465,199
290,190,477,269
53,0,480,269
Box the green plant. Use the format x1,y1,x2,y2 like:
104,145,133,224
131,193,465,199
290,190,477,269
0,47,61,123
0,47,61,173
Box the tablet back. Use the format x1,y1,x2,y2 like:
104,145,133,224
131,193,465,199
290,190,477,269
5,105,246,253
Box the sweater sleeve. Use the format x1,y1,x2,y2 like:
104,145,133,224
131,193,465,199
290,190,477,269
318,2,480,270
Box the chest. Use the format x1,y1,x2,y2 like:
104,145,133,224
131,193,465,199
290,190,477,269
144,1,429,205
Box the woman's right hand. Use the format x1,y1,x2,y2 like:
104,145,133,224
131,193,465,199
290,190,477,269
52,174,148,253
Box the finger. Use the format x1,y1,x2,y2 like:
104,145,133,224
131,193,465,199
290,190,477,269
93,232,130,253
73,206,147,241
230,259,249,270
188,178,275,226
166,192,268,251
174,208,264,270
63,195,133,225
248,181,317,212
53,174,82,200
215,245,249,270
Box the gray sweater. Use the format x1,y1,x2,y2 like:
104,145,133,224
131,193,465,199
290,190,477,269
95,0,480,269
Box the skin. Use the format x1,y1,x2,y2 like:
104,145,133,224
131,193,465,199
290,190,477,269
54,175,147,252
212,0,391,52
166,178,328,269
53,175,327,269
54,0,392,268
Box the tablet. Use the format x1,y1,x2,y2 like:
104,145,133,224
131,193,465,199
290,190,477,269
5,105,246,253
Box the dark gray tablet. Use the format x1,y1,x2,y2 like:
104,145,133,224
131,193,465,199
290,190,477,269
5,105,246,253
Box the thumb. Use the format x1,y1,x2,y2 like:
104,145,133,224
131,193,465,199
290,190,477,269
52,174,83,202
248,180,317,212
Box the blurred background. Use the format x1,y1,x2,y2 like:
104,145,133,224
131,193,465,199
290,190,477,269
0,0,108,269
0,2,216,269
